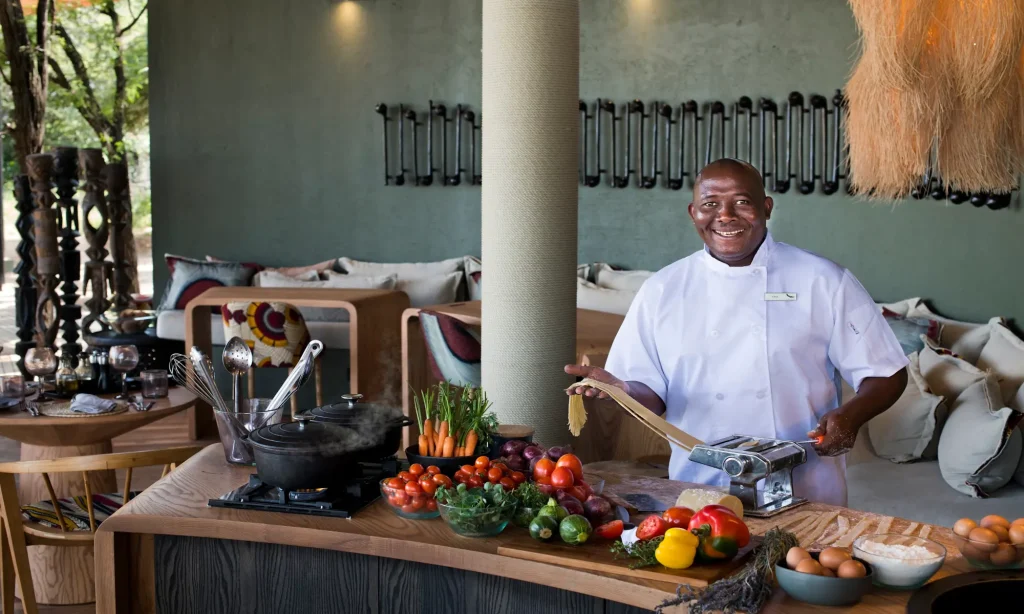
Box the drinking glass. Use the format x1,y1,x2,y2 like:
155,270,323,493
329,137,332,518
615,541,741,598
24,347,57,398
108,345,140,400
0,374,26,410
141,369,168,398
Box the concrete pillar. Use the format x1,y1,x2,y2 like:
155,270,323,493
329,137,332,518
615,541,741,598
481,0,579,447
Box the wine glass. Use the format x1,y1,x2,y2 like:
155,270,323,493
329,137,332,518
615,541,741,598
108,345,140,400
25,347,58,399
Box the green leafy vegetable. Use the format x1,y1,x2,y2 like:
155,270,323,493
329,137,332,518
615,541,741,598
610,535,665,569
435,482,515,535
511,483,549,509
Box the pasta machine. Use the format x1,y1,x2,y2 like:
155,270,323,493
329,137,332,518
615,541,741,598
687,435,809,518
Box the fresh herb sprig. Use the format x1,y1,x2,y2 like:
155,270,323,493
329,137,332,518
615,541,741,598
511,483,549,509
610,535,666,569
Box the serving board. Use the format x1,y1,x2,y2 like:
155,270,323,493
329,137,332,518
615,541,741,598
497,535,758,587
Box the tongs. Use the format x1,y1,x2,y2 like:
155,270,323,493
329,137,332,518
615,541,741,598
267,340,324,412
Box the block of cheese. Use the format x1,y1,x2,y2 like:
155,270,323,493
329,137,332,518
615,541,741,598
675,488,744,518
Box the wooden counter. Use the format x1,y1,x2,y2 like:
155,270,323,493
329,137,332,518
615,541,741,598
95,445,971,613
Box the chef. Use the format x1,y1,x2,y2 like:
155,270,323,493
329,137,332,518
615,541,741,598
566,158,908,506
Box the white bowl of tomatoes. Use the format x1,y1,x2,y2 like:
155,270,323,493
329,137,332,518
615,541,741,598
380,463,452,519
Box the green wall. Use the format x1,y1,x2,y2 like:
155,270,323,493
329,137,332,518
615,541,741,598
150,0,1024,325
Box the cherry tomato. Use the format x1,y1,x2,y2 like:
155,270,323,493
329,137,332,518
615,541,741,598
425,499,438,512
405,481,423,497
398,471,413,482
535,475,552,486
550,467,575,489
499,477,515,492
595,520,624,540
401,503,418,514
636,514,668,540
510,471,526,484
467,475,484,489
386,477,405,490
460,464,477,475
491,462,508,473
409,496,425,511
419,478,438,496
566,485,588,503
454,469,469,484
475,456,491,471
391,491,409,506
555,454,584,482
576,480,593,500
427,465,441,475
487,467,504,483
408,463,425,477
533,458,556,481
432,474,453,489
662,506,695,529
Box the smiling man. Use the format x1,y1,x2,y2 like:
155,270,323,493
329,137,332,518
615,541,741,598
566,158,908,506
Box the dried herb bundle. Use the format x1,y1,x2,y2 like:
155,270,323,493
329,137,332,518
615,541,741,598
655,528,798,614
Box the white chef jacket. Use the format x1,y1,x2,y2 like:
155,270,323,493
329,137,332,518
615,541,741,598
604,232,908,506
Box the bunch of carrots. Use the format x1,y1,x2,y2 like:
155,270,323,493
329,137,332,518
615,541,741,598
412,382,497,458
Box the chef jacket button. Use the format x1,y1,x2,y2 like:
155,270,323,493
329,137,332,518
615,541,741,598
756,390,767,399
710,329,719,338
716,393,725,401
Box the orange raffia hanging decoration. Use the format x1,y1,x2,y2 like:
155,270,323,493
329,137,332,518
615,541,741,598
845,0,1024,200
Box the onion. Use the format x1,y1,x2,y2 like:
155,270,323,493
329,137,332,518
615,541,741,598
546,444,573,461
537,483,556,497
584,495,612,524
522,445,546,461
503,454,527,472
557,491,585,516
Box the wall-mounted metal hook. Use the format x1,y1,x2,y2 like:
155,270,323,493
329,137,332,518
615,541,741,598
642,101,659,189
433,102,449,187
822,90,843,195
986,192,1013,210
683,100,700,187
405,108,423,186
804,94,827,195
787,92,806,194
758,99,779,191
464,110,481,185
948,189,969,204
374,103,394,186
446,104,463,186
704,101,725,168
628,100,645,188
580,101,592,186
602,100,623,188
733,97,754,164
969,193,989,208
590,99,611,187
661,103,682,190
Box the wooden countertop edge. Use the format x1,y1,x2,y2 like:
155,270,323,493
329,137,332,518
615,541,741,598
96,514,676,610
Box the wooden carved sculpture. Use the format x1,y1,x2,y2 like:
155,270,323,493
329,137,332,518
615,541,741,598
103,162,133,313
53,146,82,352
80,148,113,333
27,153,60,348
13,175,38,370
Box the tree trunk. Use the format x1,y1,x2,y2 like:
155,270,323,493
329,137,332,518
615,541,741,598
0,0,52,173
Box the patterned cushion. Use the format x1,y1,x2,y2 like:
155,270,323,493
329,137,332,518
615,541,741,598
157,254,259,311
420,310,481,387
222,301,311,367
22,492,137,531
881,308,943,355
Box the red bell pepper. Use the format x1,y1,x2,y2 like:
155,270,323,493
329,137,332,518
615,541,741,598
687,504,751,561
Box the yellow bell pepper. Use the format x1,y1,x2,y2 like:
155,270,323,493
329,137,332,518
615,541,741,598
655,527,699,569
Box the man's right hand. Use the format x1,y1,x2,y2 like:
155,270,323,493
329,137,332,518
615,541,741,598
564,364,629,399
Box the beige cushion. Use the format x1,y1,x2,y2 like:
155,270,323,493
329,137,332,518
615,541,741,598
937,375,1023,497
908,303,1003,362
977,322,1024,405
253,269,319,285
325,270,460,308
868,353,948,463
592,263,654,293
919,337,988,405
877,297,926,316
337,256,464,279
576,278,636,315
257,271,397,322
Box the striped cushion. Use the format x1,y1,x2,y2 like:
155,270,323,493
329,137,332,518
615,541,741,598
21,492,138,531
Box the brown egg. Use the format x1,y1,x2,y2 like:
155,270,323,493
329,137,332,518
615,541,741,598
819,547,853,571
1009,525,1024,546
837,559,867,578
968,527,1000,553
820,567,835,577
990,544,1017,567
795,558,823,575
980,515,1010,529
786,547,811,569
953,518,977,537
990,525,1011,543
960,541,990,564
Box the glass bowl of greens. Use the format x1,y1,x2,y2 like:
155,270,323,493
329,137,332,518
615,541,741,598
436,482,517,537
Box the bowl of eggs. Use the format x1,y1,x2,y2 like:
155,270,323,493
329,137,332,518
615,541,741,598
775,545,873,606
951,515,1024,570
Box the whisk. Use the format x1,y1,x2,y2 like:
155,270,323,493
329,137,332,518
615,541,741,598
169,353,230,412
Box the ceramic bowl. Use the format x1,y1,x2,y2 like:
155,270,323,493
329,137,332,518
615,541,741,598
853,533,945,589
775,553,874,606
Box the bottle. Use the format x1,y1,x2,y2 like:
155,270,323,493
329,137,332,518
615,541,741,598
56,353,79,398
75,351,95,394
97,352,110,394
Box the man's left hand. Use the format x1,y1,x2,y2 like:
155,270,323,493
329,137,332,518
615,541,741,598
808,408,861,457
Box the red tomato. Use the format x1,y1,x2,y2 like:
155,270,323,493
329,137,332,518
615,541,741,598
636,515,668,540
475,468,489,480
662,506,695,528
461,464,477,475
419,478,438,496
391,491,409,506
487,467,504,483
453,470,468,484
555,454,584,482
467,475,484,489
550,467,575,489
534,474,552,486
533,458,556,481
408,463,425,477
425,499,438,512
565,485,588,503
475,456,491,471
595,520,624,540
499,477,516,492
432,474,453,489
576,480,593,500
426,465,441,475
409,496,425,511
398,471,413,482
510,471,526,484
401,503,418,513
405,481,423,497
491,462,508,473
386,477,405,490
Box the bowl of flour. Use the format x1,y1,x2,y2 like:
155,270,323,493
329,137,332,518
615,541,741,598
853,533,946,589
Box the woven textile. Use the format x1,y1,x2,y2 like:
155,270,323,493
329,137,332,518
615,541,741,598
21,492,138,531
221,301,310,367
481,0,579,446
420,310,481,387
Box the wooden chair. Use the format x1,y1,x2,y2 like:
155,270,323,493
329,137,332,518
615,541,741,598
0,446,203,614
221,300,323,417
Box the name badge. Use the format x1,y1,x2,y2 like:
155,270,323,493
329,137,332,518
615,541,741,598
764,292,797,301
